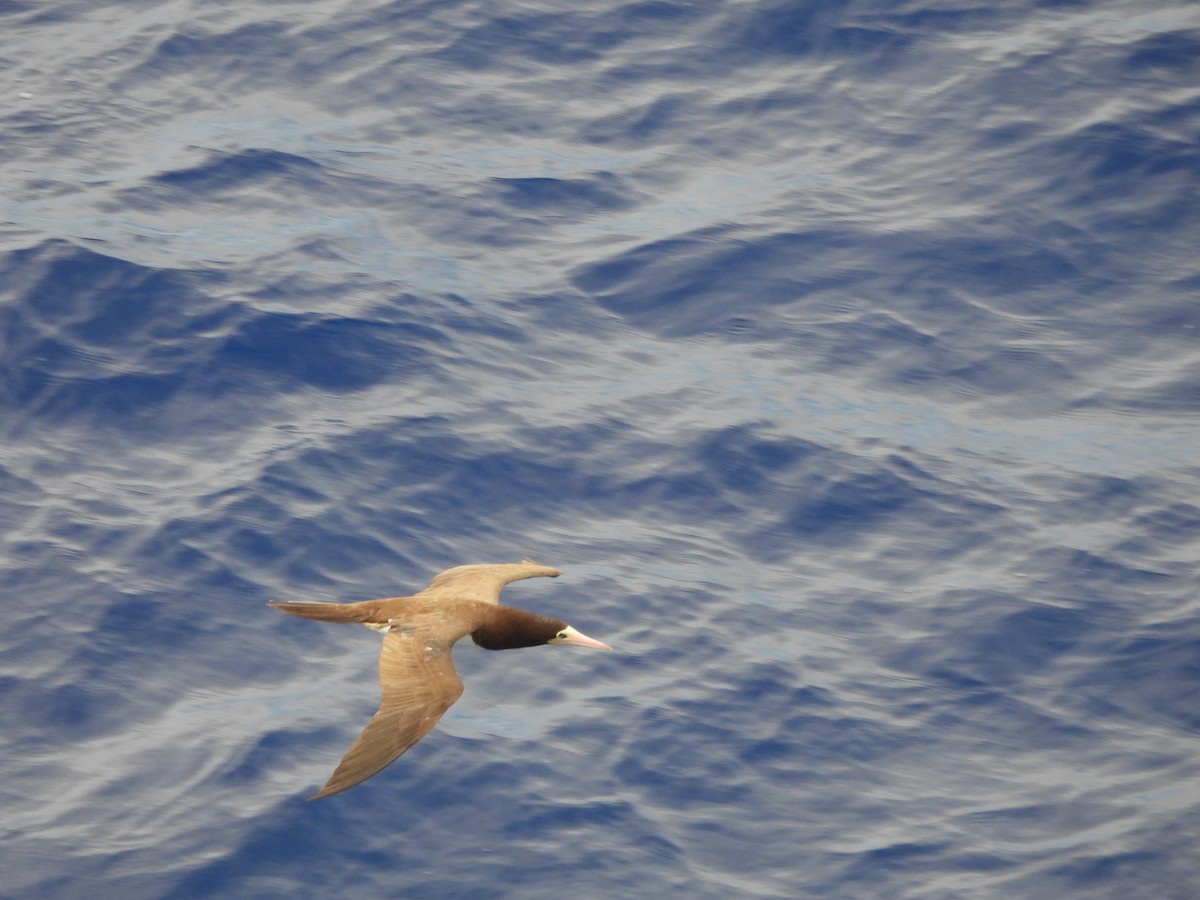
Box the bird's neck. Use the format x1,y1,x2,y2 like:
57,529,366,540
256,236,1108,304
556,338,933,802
471,607,561,650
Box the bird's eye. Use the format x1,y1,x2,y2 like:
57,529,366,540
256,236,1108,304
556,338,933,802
556,631,567,640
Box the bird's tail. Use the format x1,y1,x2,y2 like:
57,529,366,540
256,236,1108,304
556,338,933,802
268,599,383,624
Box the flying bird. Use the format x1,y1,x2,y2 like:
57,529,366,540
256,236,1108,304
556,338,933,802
269,560,611,799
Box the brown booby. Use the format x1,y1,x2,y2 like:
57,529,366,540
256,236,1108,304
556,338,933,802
269,560,611,800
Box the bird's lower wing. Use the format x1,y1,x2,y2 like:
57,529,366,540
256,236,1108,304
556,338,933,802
308,700,451,800
309,629,464,800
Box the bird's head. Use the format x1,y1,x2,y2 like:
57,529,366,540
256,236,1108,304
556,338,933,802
472,609,612,651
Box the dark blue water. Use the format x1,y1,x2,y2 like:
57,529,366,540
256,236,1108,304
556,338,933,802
3,1,1199,897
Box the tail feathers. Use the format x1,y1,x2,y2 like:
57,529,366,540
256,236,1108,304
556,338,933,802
268,599,382,624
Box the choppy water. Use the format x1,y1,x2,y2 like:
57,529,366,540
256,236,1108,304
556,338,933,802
3,1,1199,897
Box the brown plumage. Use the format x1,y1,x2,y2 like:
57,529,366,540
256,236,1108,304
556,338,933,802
269,560,611,800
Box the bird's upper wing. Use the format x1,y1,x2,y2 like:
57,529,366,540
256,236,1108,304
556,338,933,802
308,626,465,800
412,560,560,605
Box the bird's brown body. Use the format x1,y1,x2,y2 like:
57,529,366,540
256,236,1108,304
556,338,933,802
269,561,610,800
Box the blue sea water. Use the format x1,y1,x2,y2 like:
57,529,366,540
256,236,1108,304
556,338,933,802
3,0,1200,897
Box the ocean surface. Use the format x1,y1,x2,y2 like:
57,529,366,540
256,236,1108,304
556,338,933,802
3,1,1199,897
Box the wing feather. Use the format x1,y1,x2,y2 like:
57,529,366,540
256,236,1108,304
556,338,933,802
308,628,464,800
413,560,560,605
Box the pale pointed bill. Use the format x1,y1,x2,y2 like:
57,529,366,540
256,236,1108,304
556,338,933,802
555,625,613,651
